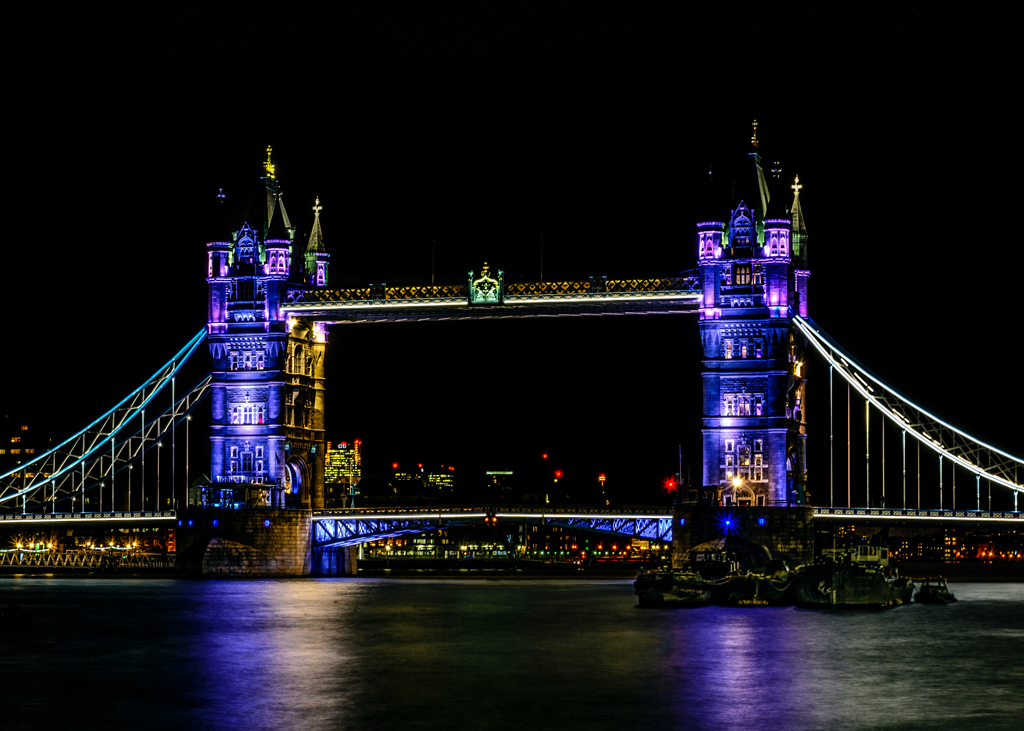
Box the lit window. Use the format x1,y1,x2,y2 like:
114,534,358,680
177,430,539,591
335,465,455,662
725,397,734,416
25,449,34,455
734,264,751,285
741,342,747,358
11,437,20,443
11,449,21,454
232,407,239,425
725,340,733,359
19,425,28,431
755,341,763,358
0,449,5,455
755,397,762,416
725,455,733,467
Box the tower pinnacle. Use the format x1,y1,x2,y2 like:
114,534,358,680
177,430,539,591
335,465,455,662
751,119,759,149
264,145,276,180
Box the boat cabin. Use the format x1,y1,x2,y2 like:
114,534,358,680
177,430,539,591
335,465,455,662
821,545,890,567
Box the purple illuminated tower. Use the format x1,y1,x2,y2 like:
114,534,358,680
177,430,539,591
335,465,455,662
205,149,330,510
698,162,809,506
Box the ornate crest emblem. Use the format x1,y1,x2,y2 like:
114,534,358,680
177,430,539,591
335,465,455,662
469,263,504,304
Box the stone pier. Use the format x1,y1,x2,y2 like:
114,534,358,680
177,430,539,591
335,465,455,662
175,507,312,577
672,504,814,570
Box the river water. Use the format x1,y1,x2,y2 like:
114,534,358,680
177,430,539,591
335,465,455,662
1,578,1022,731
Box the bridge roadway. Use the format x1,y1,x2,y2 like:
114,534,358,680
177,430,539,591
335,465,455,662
2,507,1021,529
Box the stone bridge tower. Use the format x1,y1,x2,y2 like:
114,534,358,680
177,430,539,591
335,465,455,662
204,149,330,510
697,162,810,507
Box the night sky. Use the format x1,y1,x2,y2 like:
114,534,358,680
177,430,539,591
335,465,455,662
3,5,1020,507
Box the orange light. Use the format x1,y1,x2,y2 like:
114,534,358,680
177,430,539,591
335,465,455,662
542,453,548,460
392,462,399,470
418,463,423,469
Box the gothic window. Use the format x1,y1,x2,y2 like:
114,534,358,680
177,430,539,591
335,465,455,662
242,452,253,473
231,407,239,425
741,341,748,358
755,439,763,452
306,356,313,376
742,396,751,415
725,455,734,468
256,460,264,476
725,397,734,416
734,264,751,285
725,440,734,452
754,455,763,467
723,268,732,286
753,266,763,285
755,340,763,358
257,406,264,424
770,238,779,257
316,264,325,287
244,353,251,370
755,397,763,416
725,340,733,359
230,461,237,473
230,446,238,459
754,466,763,481
739,446,751,466
257,352,264,370
229,353,238,370
255,446,263,458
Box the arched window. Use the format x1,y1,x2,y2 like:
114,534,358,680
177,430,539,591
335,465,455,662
231,407,239,425
258,406,264,424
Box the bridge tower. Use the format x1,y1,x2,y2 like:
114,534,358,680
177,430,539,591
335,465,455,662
698,166,809,507
205,150,331,511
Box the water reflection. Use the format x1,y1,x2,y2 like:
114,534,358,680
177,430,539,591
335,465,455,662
1,579,1022,731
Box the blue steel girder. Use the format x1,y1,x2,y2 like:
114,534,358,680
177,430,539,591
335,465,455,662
545,517,673,541
314,518,463,548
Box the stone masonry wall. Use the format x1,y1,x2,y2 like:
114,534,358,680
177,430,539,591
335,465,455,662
672,504,814,570
176,507,312,577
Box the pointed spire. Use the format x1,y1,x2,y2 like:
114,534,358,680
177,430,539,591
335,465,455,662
306,196,326,253
790,174,807,235
751,119,759,149
264,145,276,180
266,192,291,242
790,174,808,267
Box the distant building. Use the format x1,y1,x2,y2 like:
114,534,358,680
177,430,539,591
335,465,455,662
325,440,361,507
427,468,455,495
0,416,46,473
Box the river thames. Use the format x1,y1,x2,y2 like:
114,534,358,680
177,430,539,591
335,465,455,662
1,578,1021,730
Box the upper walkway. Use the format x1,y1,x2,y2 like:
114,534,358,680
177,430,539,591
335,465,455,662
281,277,700,322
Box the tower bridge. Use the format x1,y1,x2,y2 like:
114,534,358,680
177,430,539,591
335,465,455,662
2,145,1021,576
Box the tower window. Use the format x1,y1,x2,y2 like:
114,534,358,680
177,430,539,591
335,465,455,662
741,341,748,358
734,264,751,285
725,440,734,452
755,439,763,452
755,341,763,358
256,446,263,458
755,397,763,416
725,340,733,359
739,446,751,466
230,446,238,459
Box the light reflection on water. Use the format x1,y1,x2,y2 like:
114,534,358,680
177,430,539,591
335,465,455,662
1,578,1022,731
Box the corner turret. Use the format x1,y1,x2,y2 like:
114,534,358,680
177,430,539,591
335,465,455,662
304,197,329,287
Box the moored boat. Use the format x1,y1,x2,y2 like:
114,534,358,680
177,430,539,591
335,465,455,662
794,546,915,609
915,577,957,604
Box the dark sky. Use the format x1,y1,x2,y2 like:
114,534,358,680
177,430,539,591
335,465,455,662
3,4,1021,507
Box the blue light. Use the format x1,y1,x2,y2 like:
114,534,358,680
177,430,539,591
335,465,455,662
188,519,193,527
178,520,182,527
717,511,739,535
758,517,766,526
264,519,271,527
212,519,218,527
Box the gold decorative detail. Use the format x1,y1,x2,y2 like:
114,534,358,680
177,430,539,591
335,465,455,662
264,145,276,179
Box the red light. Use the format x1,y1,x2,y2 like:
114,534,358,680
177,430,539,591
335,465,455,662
449,466,454,471
662,477,678,493
418,463,423,469
392,462,399,470
542,453,548,459
554,470,563,479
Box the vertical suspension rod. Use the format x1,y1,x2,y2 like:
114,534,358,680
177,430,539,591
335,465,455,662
902,429,906,509
865,400,870,508
830,363,834,508
939,455,943,510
